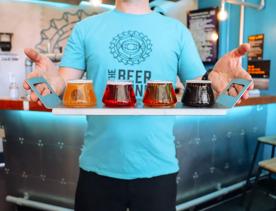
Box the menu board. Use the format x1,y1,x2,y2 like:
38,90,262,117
248,34,264,61
248,60,270,78
187,8,219,64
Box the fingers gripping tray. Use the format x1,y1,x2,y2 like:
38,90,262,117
216,79,252,108
26,77,61,109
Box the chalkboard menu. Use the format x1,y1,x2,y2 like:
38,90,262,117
248,34,264,61
248,60,270,78
187,8,219,64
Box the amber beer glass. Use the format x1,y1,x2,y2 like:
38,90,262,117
102,81,136,107
63,80,97,107
143,81,177,107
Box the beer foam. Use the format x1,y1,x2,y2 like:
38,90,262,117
107,80,133,85
67,80,93,84
147,80,173,84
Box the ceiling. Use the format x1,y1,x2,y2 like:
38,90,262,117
43,0,178,5
47,0,115,5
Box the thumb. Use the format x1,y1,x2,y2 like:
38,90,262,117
231,43,251,57
24,48,43,63
23,70,41,90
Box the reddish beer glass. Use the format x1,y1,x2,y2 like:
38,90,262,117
143,81,177,107
102,81,136,107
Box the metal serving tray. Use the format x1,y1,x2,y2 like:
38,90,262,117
26,77,252,116
52,102,228,116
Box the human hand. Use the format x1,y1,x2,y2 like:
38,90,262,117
209,43,254,100
23,48,65,105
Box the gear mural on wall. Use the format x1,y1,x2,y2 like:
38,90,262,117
109,31,153,65
36,10,97,53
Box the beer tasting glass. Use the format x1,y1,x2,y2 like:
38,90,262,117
102,81,136,107
63,80,97,107
143,81,177,107
181,80,215,107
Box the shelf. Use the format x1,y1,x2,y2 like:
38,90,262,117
0,99,51,112
52,102,228,116
237,96,276,106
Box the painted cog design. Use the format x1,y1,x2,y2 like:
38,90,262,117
109,31,153,65
35,10,97,54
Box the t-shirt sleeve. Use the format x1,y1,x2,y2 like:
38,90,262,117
177,26,206,83
60,23,86,71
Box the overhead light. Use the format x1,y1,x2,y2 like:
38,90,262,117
217,0,265,21
210,32,219,42
80,1,115,9
217,0,228,21
90,0,102,7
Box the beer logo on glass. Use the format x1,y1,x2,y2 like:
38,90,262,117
109,31,152,65
71,89,84,101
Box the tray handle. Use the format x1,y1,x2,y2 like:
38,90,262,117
25,77,61,109
216,78,253,108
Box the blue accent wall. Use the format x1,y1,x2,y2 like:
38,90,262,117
198,0,276,137
198,0,241,57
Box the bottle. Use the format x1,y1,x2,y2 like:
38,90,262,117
24,58,33,100
25,58,33,76
9,72,19,100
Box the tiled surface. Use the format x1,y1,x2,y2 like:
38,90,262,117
1,166,39,211
205,193,275,211
204,179,276,211
1,170,276,211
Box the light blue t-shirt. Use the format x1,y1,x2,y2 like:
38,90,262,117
60,9,206,179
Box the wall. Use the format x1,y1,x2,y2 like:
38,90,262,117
0,0,197,99
151,0,197,24
198,0,276,138
243,0,276,137
198,0,242,56
198,0,276,93
0,0,105,99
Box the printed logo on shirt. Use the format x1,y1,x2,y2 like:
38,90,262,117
107,69,152,98
109,31,152,65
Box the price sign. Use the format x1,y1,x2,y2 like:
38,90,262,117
248,60,270,78
248,34,264,61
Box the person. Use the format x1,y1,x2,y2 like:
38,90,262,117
23,0,253,210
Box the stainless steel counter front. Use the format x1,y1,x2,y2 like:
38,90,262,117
0,104,268,209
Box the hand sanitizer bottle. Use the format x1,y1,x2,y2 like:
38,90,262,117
9,72,19,100
24,58,33,100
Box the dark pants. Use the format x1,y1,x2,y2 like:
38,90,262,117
75,169,177,211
